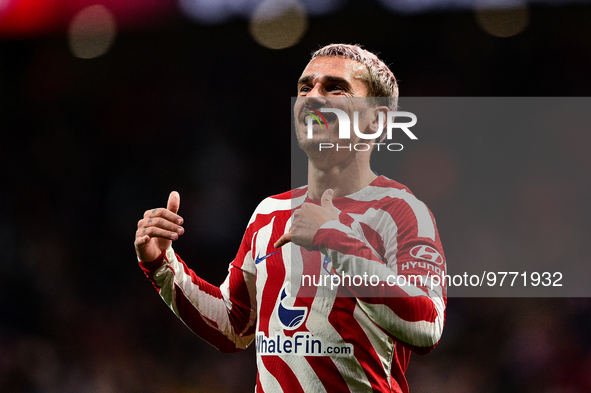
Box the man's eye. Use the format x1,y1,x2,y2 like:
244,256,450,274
328,85,344,92
299,86,311,93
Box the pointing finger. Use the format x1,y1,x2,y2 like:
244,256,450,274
274,232,292,248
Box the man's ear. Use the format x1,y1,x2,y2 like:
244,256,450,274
368,105,389,140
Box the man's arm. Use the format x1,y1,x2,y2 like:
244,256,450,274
135,192,257,353
313,218,446,355
275,188,446,355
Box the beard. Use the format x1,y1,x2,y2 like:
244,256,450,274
296,133,338,151
294,118,340,150
294,121,359,169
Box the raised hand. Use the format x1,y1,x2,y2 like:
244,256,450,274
274,188,338,250
135,191,184,263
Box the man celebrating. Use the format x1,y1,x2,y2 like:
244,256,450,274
135,44,446,392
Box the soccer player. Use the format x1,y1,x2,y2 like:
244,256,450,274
135,44,446,392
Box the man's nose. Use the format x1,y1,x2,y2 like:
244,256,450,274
306,83,327,106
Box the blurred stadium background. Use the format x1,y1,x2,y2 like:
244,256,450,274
1,0,591,392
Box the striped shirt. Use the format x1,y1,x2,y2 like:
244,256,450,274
140,175,446,392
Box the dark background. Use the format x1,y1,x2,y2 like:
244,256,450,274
1,0,591,392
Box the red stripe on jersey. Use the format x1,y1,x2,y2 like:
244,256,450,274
394,344,410,377
372,176,410,192
226,267,256,335
296,247,322,299
341,278,432,304
261,356,305,393
290,188,307,199
357,295,440,324
328,296,394,392
391,344,410,393
314,228,383,264
178,256,224,299
272,188,306,200
257,250,285,336
305,356,350,392
244,206,291,336
138,253,167,290
360,221,386,260
334,196,425,247
172,285,240,353
338,210,355,226
231,229,254,271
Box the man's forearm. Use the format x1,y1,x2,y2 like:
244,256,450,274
139,247,256,353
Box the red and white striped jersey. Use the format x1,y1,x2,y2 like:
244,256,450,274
139,176,446,393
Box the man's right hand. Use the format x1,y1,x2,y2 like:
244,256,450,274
135,191,184,263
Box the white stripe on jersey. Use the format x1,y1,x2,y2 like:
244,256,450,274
299,255,373,391
281,354,327,392
350,185,436,241
156,249,253,349
349,207,400,267
353,303,394,388
244,216,276,275
247,194,305,226
220,269,258,337
356,296,445,348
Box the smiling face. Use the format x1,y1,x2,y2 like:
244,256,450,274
294,56,374,152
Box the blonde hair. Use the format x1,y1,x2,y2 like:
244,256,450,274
311,44,399,109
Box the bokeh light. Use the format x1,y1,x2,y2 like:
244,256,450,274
68,5,117,59
178,0,234,25
249,0,308,50
298,0,343,16
0,0,10,13
474,0,530,37
377,0,448,14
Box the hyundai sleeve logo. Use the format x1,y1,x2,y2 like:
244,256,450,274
409,245,444,265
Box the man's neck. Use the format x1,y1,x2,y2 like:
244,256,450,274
306,156,377,200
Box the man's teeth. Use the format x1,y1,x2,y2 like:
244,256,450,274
305,115,322,124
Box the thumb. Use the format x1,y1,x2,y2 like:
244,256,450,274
321,188,335,210
167,191,180,214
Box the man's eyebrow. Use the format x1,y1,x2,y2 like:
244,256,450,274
297,75,351,86
297,75,313,85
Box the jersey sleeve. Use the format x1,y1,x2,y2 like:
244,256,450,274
138,227,258,353
312,193,446,355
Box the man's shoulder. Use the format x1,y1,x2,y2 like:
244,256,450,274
356,175,419,205
266,185,308,201
371,175,413,195
246,186,308,226
370,176,437,231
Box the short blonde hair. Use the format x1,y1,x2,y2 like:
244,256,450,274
311,44,399,109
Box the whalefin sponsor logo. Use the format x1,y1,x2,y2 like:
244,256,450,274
278,284,307,330
256,332,353,357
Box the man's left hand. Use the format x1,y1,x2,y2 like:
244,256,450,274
274,188,339,250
